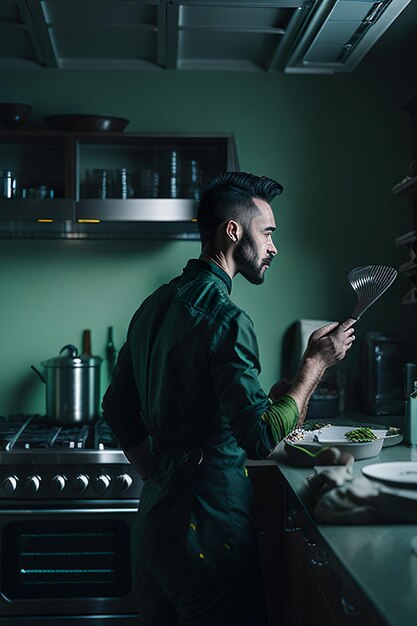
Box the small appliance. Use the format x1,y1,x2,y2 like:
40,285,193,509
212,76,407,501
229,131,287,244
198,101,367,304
362,331,406,415
282,319,340,419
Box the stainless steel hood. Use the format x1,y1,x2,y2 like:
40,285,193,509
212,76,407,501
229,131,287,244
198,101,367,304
0,0,413,74
0,201,201,241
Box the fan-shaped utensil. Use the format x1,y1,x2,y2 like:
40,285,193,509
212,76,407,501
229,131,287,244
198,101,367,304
348,265,397,320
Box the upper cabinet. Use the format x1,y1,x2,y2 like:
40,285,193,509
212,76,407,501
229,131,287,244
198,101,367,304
0,131,239,240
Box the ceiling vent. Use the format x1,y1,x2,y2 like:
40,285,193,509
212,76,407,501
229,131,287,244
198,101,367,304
0,0,412,74
284,0,413,73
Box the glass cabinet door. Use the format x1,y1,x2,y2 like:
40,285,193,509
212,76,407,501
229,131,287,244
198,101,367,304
0,133,68,200
0,133,74,236
0,131,238,239
75,134,232,201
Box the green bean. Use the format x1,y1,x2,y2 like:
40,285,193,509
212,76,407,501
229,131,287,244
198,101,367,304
345,427,377,443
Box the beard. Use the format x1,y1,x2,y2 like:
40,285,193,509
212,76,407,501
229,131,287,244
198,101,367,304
234,233,272,285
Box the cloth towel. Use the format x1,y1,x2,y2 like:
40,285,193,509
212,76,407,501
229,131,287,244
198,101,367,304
308,464,417,523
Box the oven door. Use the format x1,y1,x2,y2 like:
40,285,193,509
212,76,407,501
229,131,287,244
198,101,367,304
0,503,140,625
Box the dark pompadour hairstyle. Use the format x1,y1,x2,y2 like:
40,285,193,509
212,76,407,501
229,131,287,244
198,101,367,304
196,171,283,246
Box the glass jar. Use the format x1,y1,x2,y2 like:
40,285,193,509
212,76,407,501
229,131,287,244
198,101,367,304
0,170,16,198
86,169,114,199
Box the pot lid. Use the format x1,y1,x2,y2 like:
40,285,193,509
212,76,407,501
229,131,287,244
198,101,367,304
42,344,102,367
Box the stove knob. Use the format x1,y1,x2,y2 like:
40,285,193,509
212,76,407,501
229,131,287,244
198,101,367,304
25,475,41,494
74,474,89,494
51,475,67,494
115,473,133,494
94,474,111,494
2,475,19,495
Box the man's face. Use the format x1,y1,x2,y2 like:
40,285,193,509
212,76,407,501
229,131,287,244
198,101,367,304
234,198,277,285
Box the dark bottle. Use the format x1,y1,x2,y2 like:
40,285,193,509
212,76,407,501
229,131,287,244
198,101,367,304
82,329,91,355
106,326,117,379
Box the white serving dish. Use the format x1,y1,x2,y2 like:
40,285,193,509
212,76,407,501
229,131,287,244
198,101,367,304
304,421,402,448
316,425,386,445
284,426,384,464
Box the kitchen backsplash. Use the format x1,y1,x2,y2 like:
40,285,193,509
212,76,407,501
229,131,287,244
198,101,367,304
0,239,199,415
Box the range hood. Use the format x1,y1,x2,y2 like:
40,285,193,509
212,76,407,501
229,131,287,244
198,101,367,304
0,0,412,74
0,200,201,241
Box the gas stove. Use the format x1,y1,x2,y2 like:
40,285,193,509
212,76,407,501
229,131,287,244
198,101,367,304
0,413,121,451
0,414,142,501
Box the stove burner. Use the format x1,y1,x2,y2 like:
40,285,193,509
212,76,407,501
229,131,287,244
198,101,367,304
0,415,121,451
0,414,31,448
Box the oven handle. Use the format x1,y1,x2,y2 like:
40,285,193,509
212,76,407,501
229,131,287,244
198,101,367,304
0,507,139,514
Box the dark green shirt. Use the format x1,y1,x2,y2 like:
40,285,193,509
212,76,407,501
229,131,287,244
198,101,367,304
102,259,298,594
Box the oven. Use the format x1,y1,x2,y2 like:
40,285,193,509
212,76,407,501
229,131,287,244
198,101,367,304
0,415,143,625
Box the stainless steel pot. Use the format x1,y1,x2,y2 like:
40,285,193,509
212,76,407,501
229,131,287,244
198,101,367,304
32,344,102,425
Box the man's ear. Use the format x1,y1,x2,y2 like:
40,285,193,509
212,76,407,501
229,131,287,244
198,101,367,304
225,220,240,243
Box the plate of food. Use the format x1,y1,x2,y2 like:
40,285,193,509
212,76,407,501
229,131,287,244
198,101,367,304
315,425,386,444
380,426,403,447
302,421,403,448
283,422,401,466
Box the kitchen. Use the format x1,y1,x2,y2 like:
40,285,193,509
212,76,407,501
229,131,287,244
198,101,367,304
0,0,417,625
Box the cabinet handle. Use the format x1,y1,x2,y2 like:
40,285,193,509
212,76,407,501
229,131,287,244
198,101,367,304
301,531,317,547
309,550,329,567
284,513,301,533
340,595,362,616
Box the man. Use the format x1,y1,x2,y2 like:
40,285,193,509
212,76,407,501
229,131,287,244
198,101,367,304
102,171,355,626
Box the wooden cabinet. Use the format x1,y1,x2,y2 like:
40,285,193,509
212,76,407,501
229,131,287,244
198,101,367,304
248,463,386,626
0,131,238,240
283,489,383,626
248,463,285,625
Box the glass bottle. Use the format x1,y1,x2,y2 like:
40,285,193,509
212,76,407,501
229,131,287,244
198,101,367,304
405,381,417,445
87,169,113,199
106,326,117,379
187,159,201,200
82,329,91,356
0,170,15,198
169,150,180,198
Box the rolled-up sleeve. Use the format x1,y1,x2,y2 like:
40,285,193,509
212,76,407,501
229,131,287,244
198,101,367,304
260,395,299,444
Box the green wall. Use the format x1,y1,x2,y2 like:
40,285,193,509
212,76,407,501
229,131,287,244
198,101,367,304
0,67,415,415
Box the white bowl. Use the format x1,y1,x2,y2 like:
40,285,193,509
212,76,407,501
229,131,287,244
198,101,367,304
284,430,384,466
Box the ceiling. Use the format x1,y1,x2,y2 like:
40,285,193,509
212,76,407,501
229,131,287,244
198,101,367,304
0,0,414,74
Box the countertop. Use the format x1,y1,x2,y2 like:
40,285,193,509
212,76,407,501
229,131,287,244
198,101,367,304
248,414,417,626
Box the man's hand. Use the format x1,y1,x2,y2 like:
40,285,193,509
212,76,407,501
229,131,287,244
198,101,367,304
283,318,356,427
303,318,356,370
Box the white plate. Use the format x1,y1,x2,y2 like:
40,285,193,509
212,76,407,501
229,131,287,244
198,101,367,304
284,429,384,462
362,462,417,485
316,425,386,444
303,421,402,448
383,430,403,447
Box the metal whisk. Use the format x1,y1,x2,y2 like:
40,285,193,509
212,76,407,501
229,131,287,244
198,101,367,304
348,265,398,320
